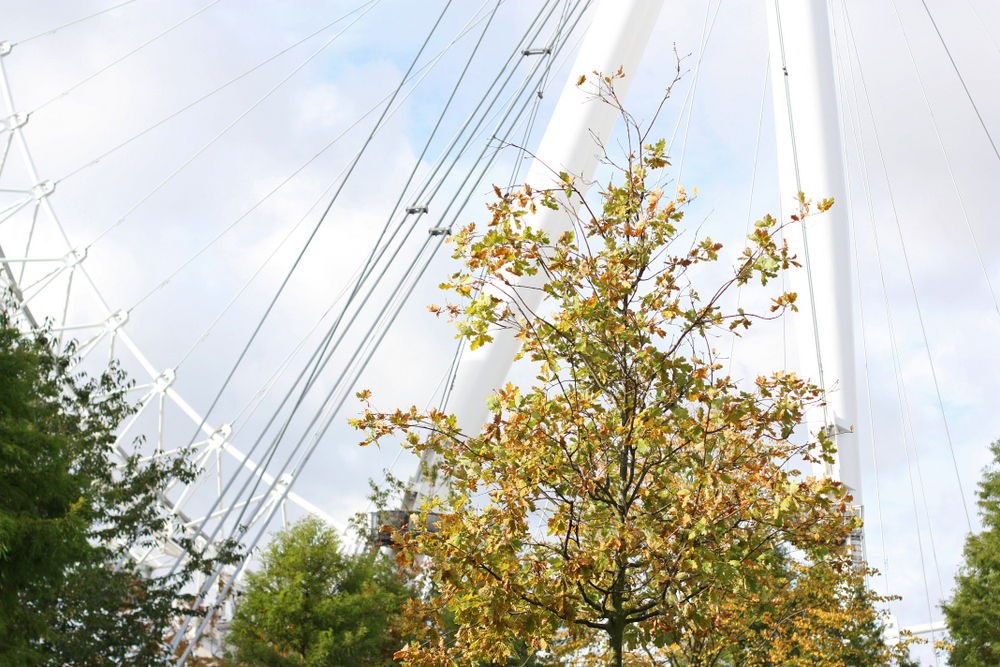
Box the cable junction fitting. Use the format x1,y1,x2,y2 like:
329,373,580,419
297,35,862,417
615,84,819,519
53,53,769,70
521,48,551,56
405,205,428,215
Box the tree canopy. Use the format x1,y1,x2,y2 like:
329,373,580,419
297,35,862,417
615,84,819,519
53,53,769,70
352,81,879,667
941,439,1000,666
0,301,239,666
224,515,412,667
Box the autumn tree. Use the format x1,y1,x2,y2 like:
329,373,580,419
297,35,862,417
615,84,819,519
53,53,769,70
940,439,1000,666
540,553,917,667
352,79,861,667
0,300,240,666
224,515,412,667
718,556,917,666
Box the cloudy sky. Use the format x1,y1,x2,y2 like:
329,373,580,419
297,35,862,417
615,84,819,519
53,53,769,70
3,0,1000,657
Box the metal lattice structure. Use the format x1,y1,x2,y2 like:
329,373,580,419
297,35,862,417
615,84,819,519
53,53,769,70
0,38,337,573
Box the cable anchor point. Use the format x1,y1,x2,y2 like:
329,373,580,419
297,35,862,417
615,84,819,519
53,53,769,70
2,112,28,132
33,180,54,200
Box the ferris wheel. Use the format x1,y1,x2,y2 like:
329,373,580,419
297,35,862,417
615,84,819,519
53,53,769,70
3,0,999,663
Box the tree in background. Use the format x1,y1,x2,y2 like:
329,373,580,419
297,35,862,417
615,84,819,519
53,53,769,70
723,557,917,667
540,556,917,667
224,515,412,667
940,440,1000,666
0,301,240,666
352,78,865,667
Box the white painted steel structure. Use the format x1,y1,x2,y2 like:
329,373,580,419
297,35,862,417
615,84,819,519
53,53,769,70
765,0,861,504
0,35,337,582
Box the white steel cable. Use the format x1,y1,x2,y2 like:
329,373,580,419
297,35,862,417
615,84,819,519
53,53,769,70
55,0,380,185
674,0,724,190
887,0,999,317
728,54,769,365
84,0,381,248
27,0,223,114
166,0,572,566
828,3,891,600
834,1,943,641
10,0,143,46
964,0,1000,56
174,0,588,610
918,0,1000,165
841,0,972,530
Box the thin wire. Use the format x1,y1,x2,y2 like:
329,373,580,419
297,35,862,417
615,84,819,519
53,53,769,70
227,261,367,434
84,1,380,249
177,0,585,596
164,8,461,609
29,0,223,114
899,380,947,598
918,0,1000,164
231,3,579,504
891,335,941,657
836,0,941,636
674,0,724,190
964,0,1000,56
172,6,586,640
887,0,999,316
200,0,450,450
728,54,769,365
218,0,583,534
176,233,448,666
828,2,890,599
168,0,566,567
11,0,142,46
506,0,570,189
56,0,379,184
660,0,731,170
178,0,592,604
848,84,939,638
130,0,461,314
841,0,972,530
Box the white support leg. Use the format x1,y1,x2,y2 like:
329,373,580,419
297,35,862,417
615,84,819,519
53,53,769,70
765,1,862,507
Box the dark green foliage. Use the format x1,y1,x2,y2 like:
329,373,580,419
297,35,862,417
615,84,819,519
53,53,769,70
0,301,240,665
225,515,412,667
941,440,1000,666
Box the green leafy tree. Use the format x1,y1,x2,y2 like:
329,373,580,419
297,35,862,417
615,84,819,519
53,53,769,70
0,300,240,666
352,79,859,667
941,439,1000,666
722,557,918,667
225,515,412,667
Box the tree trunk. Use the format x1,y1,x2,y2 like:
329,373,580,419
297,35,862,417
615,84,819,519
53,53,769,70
609,618,625,667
